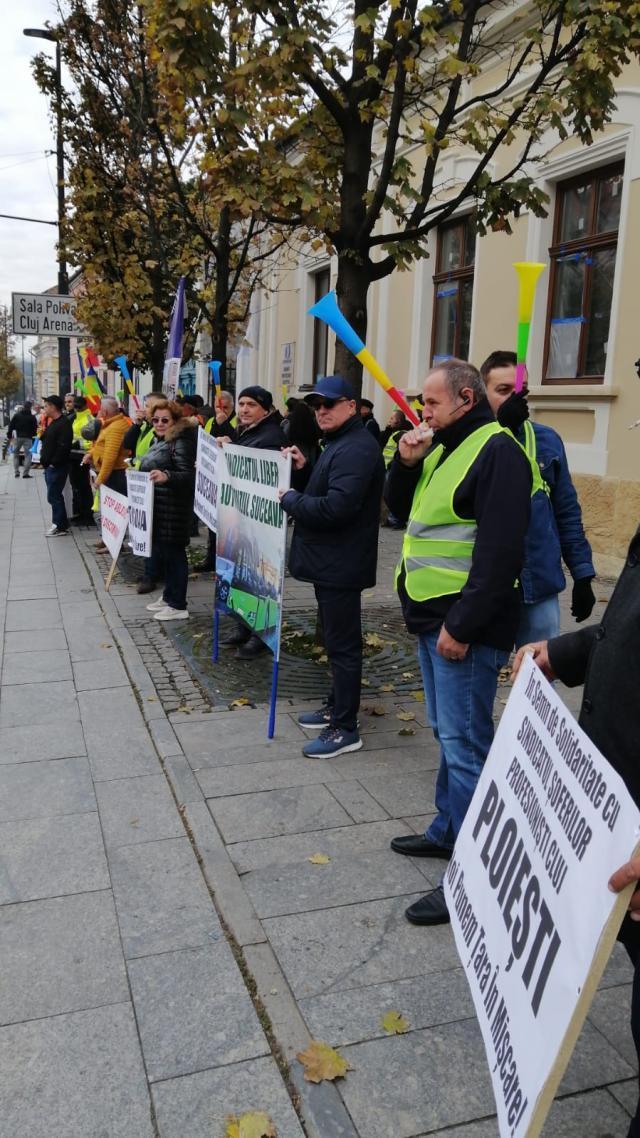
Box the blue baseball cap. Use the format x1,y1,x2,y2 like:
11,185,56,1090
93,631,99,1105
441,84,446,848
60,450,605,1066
304,375,355,403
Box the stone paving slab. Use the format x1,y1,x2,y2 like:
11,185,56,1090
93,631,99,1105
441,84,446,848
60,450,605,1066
108,836,221,959
229,819,412,874
0,811,109,903
78,687,160,781
3,626,68,654
7,584,59,601
0,890,128,1025
72,653,130,689
587,983,636,1067
1,648,72,686
95,773,185,849
560,1018,634,1093
0,678,79,727
0,1003,155,1138
0,720,86,764
0,756,95,821
5,599,62,631
327,778,391,822
419,1086,632,1137
127,942,269,1081
242,848,436,918
356,770,438,816
65,617,116,660
208,783,353,842
152,1055,306,1138
299,969,475,1048
173,710,303,753
184,739,312,769
195,755,346,797
263,894,454,999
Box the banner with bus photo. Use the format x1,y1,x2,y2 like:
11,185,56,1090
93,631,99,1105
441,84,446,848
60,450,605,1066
215,444,291,659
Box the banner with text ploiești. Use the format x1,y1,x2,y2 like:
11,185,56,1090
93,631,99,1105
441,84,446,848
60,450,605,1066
194,427,219,533
215,444,291,658
445,652,640,1138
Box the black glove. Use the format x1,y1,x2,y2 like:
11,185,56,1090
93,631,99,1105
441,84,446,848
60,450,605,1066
496,391,530,433
571,577,596,623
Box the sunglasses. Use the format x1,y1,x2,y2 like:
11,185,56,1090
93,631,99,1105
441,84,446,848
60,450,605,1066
310,397,347,411
152,416,172,424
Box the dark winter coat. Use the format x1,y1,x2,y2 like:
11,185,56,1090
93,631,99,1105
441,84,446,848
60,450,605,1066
8,410,38,439
281,414,385,590
40,415,73,468
548,526,640,808
235,413,286,450
384,399,532,649
518,422,594,603
139,417,197,546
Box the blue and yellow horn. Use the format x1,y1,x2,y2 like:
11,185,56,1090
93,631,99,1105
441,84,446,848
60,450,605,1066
308,291,421,426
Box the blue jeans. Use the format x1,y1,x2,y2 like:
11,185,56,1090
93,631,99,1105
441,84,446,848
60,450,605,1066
154,542,188,610
418,631,509,849
44,465,70,531
515,594,560,649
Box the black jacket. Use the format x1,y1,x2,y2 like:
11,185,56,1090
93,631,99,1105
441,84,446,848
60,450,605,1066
139,417,197,546
281,415,385,590
123,420,151,454
9,411,38,439
40,415,73,468
385,399,532,649
549,527,640,808
236,413,286,450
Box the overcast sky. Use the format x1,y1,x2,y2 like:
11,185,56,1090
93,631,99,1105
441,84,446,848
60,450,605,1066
0,0,64,318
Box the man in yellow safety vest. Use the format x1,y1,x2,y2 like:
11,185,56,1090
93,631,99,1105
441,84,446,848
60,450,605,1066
385,358,532,927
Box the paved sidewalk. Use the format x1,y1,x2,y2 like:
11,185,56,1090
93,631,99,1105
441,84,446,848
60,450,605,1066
0,462,635,1138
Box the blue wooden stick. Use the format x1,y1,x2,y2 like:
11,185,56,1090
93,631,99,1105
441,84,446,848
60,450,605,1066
268,658,279,739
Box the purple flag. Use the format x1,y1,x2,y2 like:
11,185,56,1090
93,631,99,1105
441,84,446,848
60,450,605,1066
163,276,187,398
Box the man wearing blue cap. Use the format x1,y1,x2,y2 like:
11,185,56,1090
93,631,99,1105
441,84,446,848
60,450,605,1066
280,376,385,759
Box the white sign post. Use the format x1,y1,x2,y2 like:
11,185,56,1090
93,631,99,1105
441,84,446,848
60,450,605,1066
193,427,219,533
445,653,640,1138
126,469,154,557
99,485,129,590
11,292,84,337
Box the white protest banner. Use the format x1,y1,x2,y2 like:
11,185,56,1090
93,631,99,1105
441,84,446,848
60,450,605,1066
215,444,291,658
194,426,219,533
99,485,129,560
445,652,640,1138
126,469,154,557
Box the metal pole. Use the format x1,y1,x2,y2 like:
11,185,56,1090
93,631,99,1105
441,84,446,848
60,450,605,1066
21,337,26,404
55,41,70,398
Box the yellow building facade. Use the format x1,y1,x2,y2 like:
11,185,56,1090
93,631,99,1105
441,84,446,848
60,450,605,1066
241,53,640,577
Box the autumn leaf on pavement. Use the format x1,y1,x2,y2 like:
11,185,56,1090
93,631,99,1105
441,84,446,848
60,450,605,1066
401,671,415,680
224,1110,277,1138
398,727,415,736
229,697,252,709
381,1010,410,1034
364,632,385,648
379,682,395,692
307,853,331,865
364,703,386,716
410,689,425,702
396,710,416,721
297,1040,351,1083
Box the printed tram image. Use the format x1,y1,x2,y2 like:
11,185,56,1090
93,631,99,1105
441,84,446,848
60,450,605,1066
216,520,282,652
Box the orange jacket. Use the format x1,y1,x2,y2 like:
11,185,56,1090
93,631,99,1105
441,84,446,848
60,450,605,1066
91,412,132,487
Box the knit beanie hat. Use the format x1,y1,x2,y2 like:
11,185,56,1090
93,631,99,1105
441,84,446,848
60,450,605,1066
238,385,273,411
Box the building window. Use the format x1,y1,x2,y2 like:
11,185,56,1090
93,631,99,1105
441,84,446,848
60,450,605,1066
310,267,331,386
544,164,623,383
431,215,475,364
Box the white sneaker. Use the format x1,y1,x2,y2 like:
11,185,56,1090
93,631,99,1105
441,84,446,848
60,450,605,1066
46,525,68,537
146,596,166,611
154,606,189,621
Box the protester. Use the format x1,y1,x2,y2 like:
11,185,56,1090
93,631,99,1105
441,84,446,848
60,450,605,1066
204,390,237,440
63,393,76,420
218,385,288,656
123,392,165,470
68,396,95,526
280,375,385,757
40,395,73,537
380,409,411,529
513,521,640,1138
7,400,38,479
83,395,131,496
283,398,321,467
360,397,381,442
385,359,532,925
481,349,595,644
139,400,197,622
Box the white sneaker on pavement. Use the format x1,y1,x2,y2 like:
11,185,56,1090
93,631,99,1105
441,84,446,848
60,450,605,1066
146,596,167,611
46,525,68,537
154,606,189,622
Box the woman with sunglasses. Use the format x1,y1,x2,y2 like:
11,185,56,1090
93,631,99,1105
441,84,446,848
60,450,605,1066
138,400,197,621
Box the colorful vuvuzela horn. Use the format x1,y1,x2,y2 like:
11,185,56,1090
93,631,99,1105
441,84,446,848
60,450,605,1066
114,355,141,411
308,291,421,426
208,360,222,397
513,262,546,392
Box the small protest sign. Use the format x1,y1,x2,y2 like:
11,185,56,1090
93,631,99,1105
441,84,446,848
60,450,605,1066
215,444,291,658
99,484,129,590
445,653,640,1138
126,469,154,557
194,427,219,533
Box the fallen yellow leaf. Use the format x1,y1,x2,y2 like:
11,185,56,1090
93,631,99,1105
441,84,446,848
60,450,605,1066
396,710,416,721
401,671,415,680
307,853,331,865
379,683,395,693
364,703,386,717
410,689,425,702
381,1010,410,1035
364,632,385,648
297,1040,351,1083
229,698,252,709
398,727,415,736
224,1110,277,1138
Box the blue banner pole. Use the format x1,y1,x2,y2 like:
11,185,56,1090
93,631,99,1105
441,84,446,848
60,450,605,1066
267,657,279,739
213,608,219,663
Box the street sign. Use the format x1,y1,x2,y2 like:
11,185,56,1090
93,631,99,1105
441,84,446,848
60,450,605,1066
11,292,84,337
